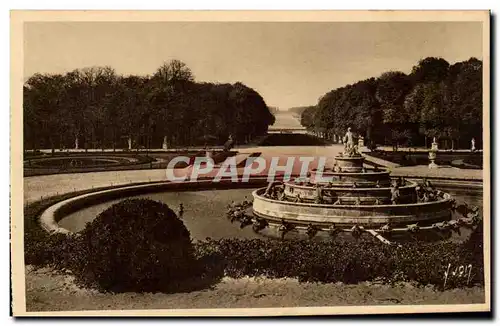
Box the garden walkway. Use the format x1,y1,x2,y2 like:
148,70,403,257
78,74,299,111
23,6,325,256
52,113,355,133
24,146,484,205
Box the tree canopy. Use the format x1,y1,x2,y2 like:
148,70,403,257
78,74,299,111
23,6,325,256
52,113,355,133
301,57,482,149
24,60,275,150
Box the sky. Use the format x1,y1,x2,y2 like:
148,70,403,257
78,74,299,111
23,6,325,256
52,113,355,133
24,21,483,109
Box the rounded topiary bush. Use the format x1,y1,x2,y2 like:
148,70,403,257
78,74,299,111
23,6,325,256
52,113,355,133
70,198,196,293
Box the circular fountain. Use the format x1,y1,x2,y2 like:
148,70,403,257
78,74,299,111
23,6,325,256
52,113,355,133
247,129,471,243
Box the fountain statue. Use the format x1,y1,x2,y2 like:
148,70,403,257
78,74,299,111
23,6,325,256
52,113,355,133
162,136,168,150
358,135,364,148
224,134,234,152
342,127,359,157
249,127,458,243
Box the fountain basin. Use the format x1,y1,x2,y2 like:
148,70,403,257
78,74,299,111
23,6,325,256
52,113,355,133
252,188,453,228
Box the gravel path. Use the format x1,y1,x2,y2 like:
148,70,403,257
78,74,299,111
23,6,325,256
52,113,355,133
25,267,486,313
24,169,170,204
24,146,483,204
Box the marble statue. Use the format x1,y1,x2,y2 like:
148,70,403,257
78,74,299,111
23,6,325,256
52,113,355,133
162,136,168,150
223,134,234,152
431,137,438,151
391,184,400,205
342,127,359,157
358,135,364,148
343,127,354,148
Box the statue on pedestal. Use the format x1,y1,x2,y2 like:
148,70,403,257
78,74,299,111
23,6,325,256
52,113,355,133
223,134,234,152
358,135,364,148
342,127,359,157
429,137,439,168
431,137,438,151
471,138,476,152
162,136,168,150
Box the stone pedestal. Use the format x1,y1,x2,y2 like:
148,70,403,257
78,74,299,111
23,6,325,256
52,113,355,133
336,156,365,173
358,136,364,148
428,140,439,169
428,151,438,169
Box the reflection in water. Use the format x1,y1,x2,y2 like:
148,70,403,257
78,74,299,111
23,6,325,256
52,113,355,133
59,187,483,243
59,189,263,241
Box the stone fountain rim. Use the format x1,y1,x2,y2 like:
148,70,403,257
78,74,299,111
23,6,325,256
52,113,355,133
334,155,365,160
308,168,391,176
252,188,452,209
282,180,418,192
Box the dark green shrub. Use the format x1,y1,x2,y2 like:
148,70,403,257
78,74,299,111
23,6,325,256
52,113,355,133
66,199,196,292
194,233,484,289
24,232,69,267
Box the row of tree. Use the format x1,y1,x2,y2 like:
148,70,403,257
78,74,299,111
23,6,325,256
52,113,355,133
301,57,483,149
24,60,275,151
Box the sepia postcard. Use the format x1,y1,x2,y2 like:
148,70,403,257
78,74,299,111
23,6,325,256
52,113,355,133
10,10,491,316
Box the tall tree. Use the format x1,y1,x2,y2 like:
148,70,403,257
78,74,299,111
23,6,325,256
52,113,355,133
410,57,450,84
446,58,483,148
376,71,415,149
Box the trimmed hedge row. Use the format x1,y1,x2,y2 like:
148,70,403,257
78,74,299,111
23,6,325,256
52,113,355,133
194,229,483,290
24,191,484,293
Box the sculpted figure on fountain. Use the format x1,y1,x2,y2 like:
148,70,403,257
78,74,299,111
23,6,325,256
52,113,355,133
342,127,360,157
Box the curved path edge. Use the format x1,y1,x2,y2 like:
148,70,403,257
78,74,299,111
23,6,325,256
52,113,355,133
39,177,271,234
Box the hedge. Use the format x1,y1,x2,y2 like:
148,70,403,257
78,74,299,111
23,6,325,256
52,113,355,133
194,230,484,290
66,199,197,292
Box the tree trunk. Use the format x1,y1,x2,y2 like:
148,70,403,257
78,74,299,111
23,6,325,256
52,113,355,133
366,126,372,143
